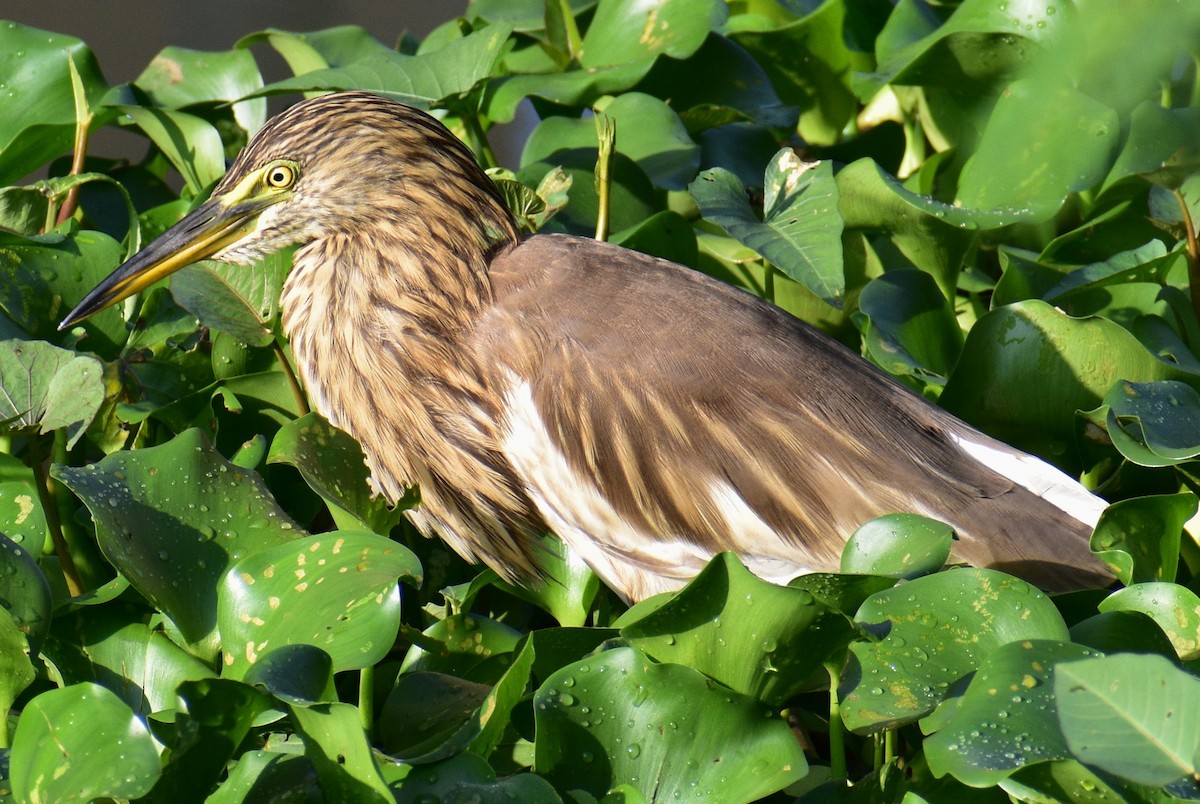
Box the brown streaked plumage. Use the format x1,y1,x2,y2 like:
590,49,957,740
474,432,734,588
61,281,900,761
63,91,1112,602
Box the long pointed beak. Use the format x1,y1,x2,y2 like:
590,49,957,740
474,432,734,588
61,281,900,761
59,197,266,329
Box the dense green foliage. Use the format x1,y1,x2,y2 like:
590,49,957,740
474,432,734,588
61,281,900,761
1,1,1200,801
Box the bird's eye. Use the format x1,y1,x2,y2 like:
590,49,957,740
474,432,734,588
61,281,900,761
265,164,296,189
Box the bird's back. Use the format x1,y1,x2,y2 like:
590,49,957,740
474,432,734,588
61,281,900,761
473,234,1110,599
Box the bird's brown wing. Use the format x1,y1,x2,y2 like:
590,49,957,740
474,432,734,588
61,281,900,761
474,234,1109,599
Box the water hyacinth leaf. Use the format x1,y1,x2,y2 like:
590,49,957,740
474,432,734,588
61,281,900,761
237,26,395,75
729,1,862,144
218,530,420,678
1098,583,1200,661
534,645,807,801
0,607,35,736
1002,758,1176,804
389,752,562,803
400,613,523,683
1055,654,1200,786
924,640,1100,787
579,0,725,69
495,533,600,627
134,45,266,134
842,569,1069,732
957,81,1119,221
1089,493,1193,586
288,702,392,803
242,644,335,704
611,210,700,267
115,105,227,195
620,552,857,705
0,24,109,186
380,671,492,761
1068,611,1178,660
840,513,956,579
170,251,291,348
210,750,321,803
691,153,844,307
939,300,1200,457
520,93,700,190
153,678,275,801
0,532,52,654
256,24,514,107
9,682,160,803
52,429,305,652
41,608,216,716
268,412,406,535
1103,380,1200,467
787,572,899,616
855,270,963,388
0,339,104,449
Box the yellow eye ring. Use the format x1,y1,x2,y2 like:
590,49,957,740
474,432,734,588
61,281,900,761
266,164,296,188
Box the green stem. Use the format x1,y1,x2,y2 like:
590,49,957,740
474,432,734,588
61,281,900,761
1176,190,1200,323
273,334,310,417
57,53,93,226
553,0,583,60
463,113,499,171
359,664,375,739
825,660,846,781
873,731,884,770
885,727,896,764
28,435,83,597
593,113,616,242
763,263,776,303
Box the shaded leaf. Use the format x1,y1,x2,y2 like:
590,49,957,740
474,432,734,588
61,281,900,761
0,339,103,449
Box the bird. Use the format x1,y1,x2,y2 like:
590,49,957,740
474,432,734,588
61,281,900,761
62,91,1112,602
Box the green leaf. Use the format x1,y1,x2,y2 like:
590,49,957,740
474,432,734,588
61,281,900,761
1089,493,1194,586
288,702,392,804
381,671,492,761
400,613,522,683
237,26,395,75
1055,654,1200,786
390,752,563,803
534,645,807,801
268,412,407,535
0,339,103,449
521,93,700,190
1103,380,1200,467
169,252,290,348
256,24,514,108
580,0,726,68
840,513,956,579
691,153,844,306
114,105,227,196
496,534,600,627
218,530,420,678
10,683,160,803
133,45,266,134
958,80,1120,221
152,678,274,800
1099,583,1200,661
0,607,35,745
924,640,1100,787
0,532,52,654
855,270,963,388
842,568,1069,732
0,24,109,186
42,608,216,716
730,1,863,144
939,300,1200,458
52,429,305,653
620,553,857,705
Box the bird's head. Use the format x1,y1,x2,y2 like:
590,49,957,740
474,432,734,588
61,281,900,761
60,91,516,329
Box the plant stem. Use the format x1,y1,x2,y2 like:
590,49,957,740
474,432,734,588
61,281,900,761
463,112,499,171
273,334,310,416
1176,190,1200,323
825,659,846,781
28,434,83,597
594,113,616,242
57,54,93,226
359,664,375,739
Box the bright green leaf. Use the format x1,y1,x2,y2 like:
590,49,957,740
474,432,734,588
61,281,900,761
841,513,956,578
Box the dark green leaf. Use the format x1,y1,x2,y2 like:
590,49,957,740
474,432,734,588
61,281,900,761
53,429,305,653
1089,493,1194,585
390,752,563,803
534,645,807,801
0,532,52,654
1099,583,1200,662
288,702,392,803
